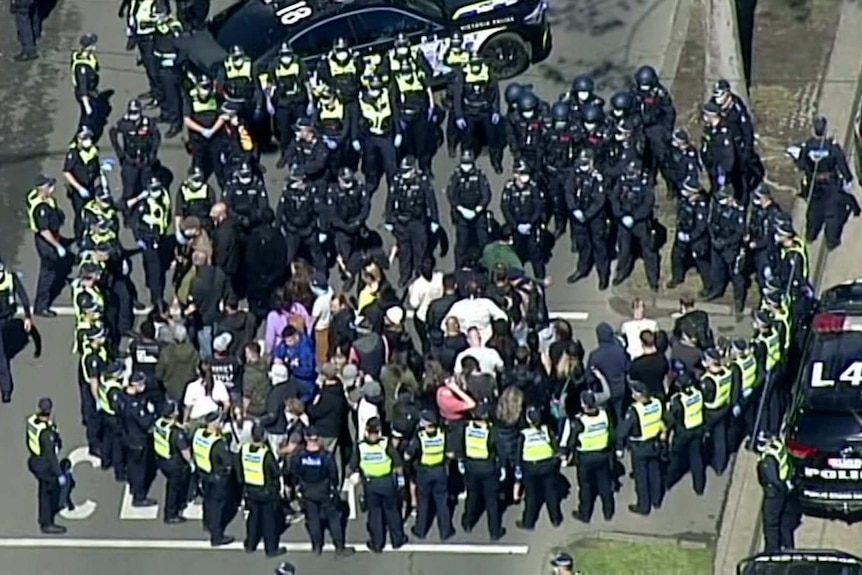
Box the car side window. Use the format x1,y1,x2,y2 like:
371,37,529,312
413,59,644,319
290,16,357,57
352,9,430,47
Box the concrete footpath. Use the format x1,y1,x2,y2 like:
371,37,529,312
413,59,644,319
713,2,862,573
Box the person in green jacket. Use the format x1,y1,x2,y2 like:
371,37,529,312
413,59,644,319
481,225,524,273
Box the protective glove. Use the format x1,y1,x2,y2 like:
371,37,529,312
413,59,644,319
394,134,403,148
677,231,689,242
742,388,753,399
189,460,196,472
55,245,67,259
318,232,328,243
717,172,726,187
57,475,68,487
352,140,361,152
785,480,794,491
456,118,467,130
136,239,148,250
615,450,624,459
79,188,91,200
514,467,523,481
396,475,405,488
573,209,584,222
458,460,466,475
622,215,634,228
384,223,393,232
121,259,130,276
201,128,214,139
491,112,500,125
461,208,476,220
83,100,93,116
430,222,440,233
516,223,531,235
732,405,741,418
763,265,773,280
324,137,337,151
499,467,506,482
266,101,275,116
306,102,315,117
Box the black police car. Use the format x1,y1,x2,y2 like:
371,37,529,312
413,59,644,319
737,550,862,574
179,0,552,82
784,281,862,517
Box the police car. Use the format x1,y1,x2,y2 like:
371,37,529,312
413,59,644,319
784,281,862,517
179,0,552,83
737,550,862,574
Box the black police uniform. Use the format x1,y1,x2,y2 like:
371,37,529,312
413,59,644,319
442,43,471,155
71,45,100,132
353,87,399,196
261,57,309,163
287,446,350,553
319,50,362,106
565,167,610,287
218,54,256,119
174,176,215,227
191,427,234,544
459,420,505,539
152,415,191,522
795,134,854,244
324,178,370,268
701,119,737,195
278,179,327,274
183,86,222,182
610,174,659,289
120,389,156,505
516,424,562,529
666,135,702,198
349,436,408,552
631,70,675,175
284,132,329,185
238,441,284,555
133,187,170,307
26,188,68,315
719,94,761,203
152,16,184,135
453,62,504,172
223,170,269,233
314,93,351,177
391,64,434,171
386,170,438,284
508,98,545,176
616,395,665,514
109,115,161,209
62,140,101,242
501,177,546,279
406,426,455,540
79,340,108,454
580,106,610,165
757,439,799,552
129,0,162,104
701,364,733,474
567,408,615,522
97,368,127,480
706,197,746,311
664,384,706,495
748,195,785,284
26,412,63,529
0,268,32,400
446,164,492,267
669,191,711,291
543,115,579,234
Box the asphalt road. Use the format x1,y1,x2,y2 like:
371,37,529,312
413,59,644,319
0,0,738,571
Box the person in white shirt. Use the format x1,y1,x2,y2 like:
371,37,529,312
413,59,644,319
356,377,382,440
407,258,444,353
454,327,504,375
443,281,507,343
183,364,231,425
311,280,334,365
620,298,659,359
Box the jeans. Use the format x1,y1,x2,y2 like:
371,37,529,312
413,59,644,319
198,324,216,362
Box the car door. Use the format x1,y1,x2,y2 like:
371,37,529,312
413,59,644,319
288,14,360,73
350,8,450,78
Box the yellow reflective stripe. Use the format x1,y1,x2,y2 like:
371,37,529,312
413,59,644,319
464,424,490,459
676,389,704,429
26,189,58,232
521,426,554,462
181,182,208,201
633,399,663,440
358,438,393,477
577,410,609,452
241,443,268,486
703,370,732,410
736,353,759,391
153,418,175,460
193,429,219,473
97,378,123,415
319,101,344,120
760,441,791,481
419,431,445,466
27,414,48,456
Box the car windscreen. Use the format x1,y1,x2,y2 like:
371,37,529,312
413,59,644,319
741,559,862,574
213,0,286,61
802,331,862,411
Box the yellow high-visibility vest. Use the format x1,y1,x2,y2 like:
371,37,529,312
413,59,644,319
418,430,445,466
193,428,221,474
521,426,554,462
756,330,782,372
703,369,733,410
358,438,393,478
224,58,252,80
632,398,664,440
26,189,57,232
576,409,610,452
241,443,268,486
70,50,98,87
153,417,177,460
734,352,759,392
359,90,392,135
26,414,53,457
760,439,791,481
464,423,490,460
673,389,704,430
97,376,123,415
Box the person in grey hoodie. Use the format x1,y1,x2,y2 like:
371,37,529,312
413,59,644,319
156,324,200,405
586,322,630,424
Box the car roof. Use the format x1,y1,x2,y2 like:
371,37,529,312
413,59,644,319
737,550,862,575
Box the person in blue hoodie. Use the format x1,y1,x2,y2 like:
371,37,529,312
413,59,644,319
586,322,630,424
274,325,318,403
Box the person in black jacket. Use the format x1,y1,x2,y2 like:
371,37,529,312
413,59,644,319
586,323,629,423
425,273,460,345
244,207,286,323
210,202,243,299
260,363,301,452
672,297,714,349
186,250,230,362
307,363,349,460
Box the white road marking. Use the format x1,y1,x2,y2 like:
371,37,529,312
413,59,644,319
342,478,357,520
59,447,100,520
0,538,530,554
119,485,159,520
22,306,591,321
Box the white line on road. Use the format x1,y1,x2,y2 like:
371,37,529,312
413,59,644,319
21,306,592,321
0,538,530,555
120,485,159,520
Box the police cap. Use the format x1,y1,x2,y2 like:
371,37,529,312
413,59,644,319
35,174,56,188
580,390,597,409
78,262,100,277
162,399,180,417
732,338,749,353
83,324,106,340
629,380,648,395
105,360,125,378
228,44,244,58
459,149,475,164
513,159,530,175
147,176,162,191
79,33,98,48
419,410,438,426
775,218,795,237
712,79,731,98
129,371,148,386
400,155,418,171
753,309,773,326
278,42,293,57
366,76,384,91
677,371,694,389
702,101,722,116
303,425,320,439
337,166,354,181
703,348,722,363
77,126,94,140
672,129,689,145
762,276,781,294
525,406,542,425
295,117,313,130
37,397,53,415
551,553,574,568
764,290,783,307
753,185,772,200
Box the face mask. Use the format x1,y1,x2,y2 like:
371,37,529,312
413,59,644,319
403,169,415,179
639,84,651,92
718,198,730,206
198,89,211,98
150,189,162,197
577,163,590,172
339,179,352,189
367,89,380,99
554,121,567,130
773,233,782,243
80,138,93,148
577,91,589,102
584,122,596,132
615,132,627,141
517,174,530,185
128,112,141,122
716,92,729,105
522,110,534,119
239,175,251,184
460,163,473,172
396,46,408,56
280,55,293,64
335,50,349,61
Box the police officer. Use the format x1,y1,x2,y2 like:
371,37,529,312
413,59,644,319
751,310,784,436
701,102,737,197
747,186,786,287
109,99,161,210
259,43,311,168
666,129,702,199
71,33,100,132
774,219,809,302
391,58,435,172
152,400,192,524
223,161,269,234
729,338,760,446
508,91,544,175
609,90,642,134
286,427,354,556
515,406,562,530
385,156,439,287
664,371,706,495
384,32,433,78
756,434,799,552
27,397,66,534
128,320,163,399
183,76,224,183
563,74,603,121
605,118,645,184
11,0,40,61
447,150,491,267
129,177,170,309
567,391,615,523
95,360,126,480
405,411,454,540
79,324,108,457
278,169,327,274
442,31,470,157
26,175,69,317
616,381,665,515
348,417,408,553
565,150,610,289
219,45,256,118
191,411,235,546
713,79,760,202
502,162,546,279
0,258,32,403
700,348,733,474
611,165,659,290
239,423,286,557
667,178,711,293
319,37,362,108
128,0,162,108
631,65,675,177
325,167,369,280
459,404,505,541
72,264,104,355
453,54,504,174
173,167,215,232
120,372,157,508
63,126,101,243
550,553,581,575
283,118,329,184
314,85,351,177
220,104,257,183
580,104,610,161
544,102,578,236
704,187,746,312
152,10,183,138
353,76,399,196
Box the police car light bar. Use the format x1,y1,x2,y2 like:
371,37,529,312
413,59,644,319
811,312,862,334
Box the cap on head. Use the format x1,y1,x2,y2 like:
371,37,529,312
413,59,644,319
37,397,53,415
36,174,56,188
79,33,98,48
580,390,597,409
204,410,221,424
672,129,689,145
754,309,773,326
129,371,148,387
753,185,772,200
551,552,574,568
365,416,382,435
525,406,541,425
703,348,722,363
303,426,320,440
629,380,648,395
731,338,749,353
701,101,722,117
251,422,266,443
419,409,438,427
77,126,94,140
162,399,180,417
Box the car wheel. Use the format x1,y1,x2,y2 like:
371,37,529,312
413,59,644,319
479,33,530,79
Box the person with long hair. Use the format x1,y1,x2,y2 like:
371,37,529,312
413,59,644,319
495,385,525,502
487,319,518,371
264,287,312,354
288,260,317,314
